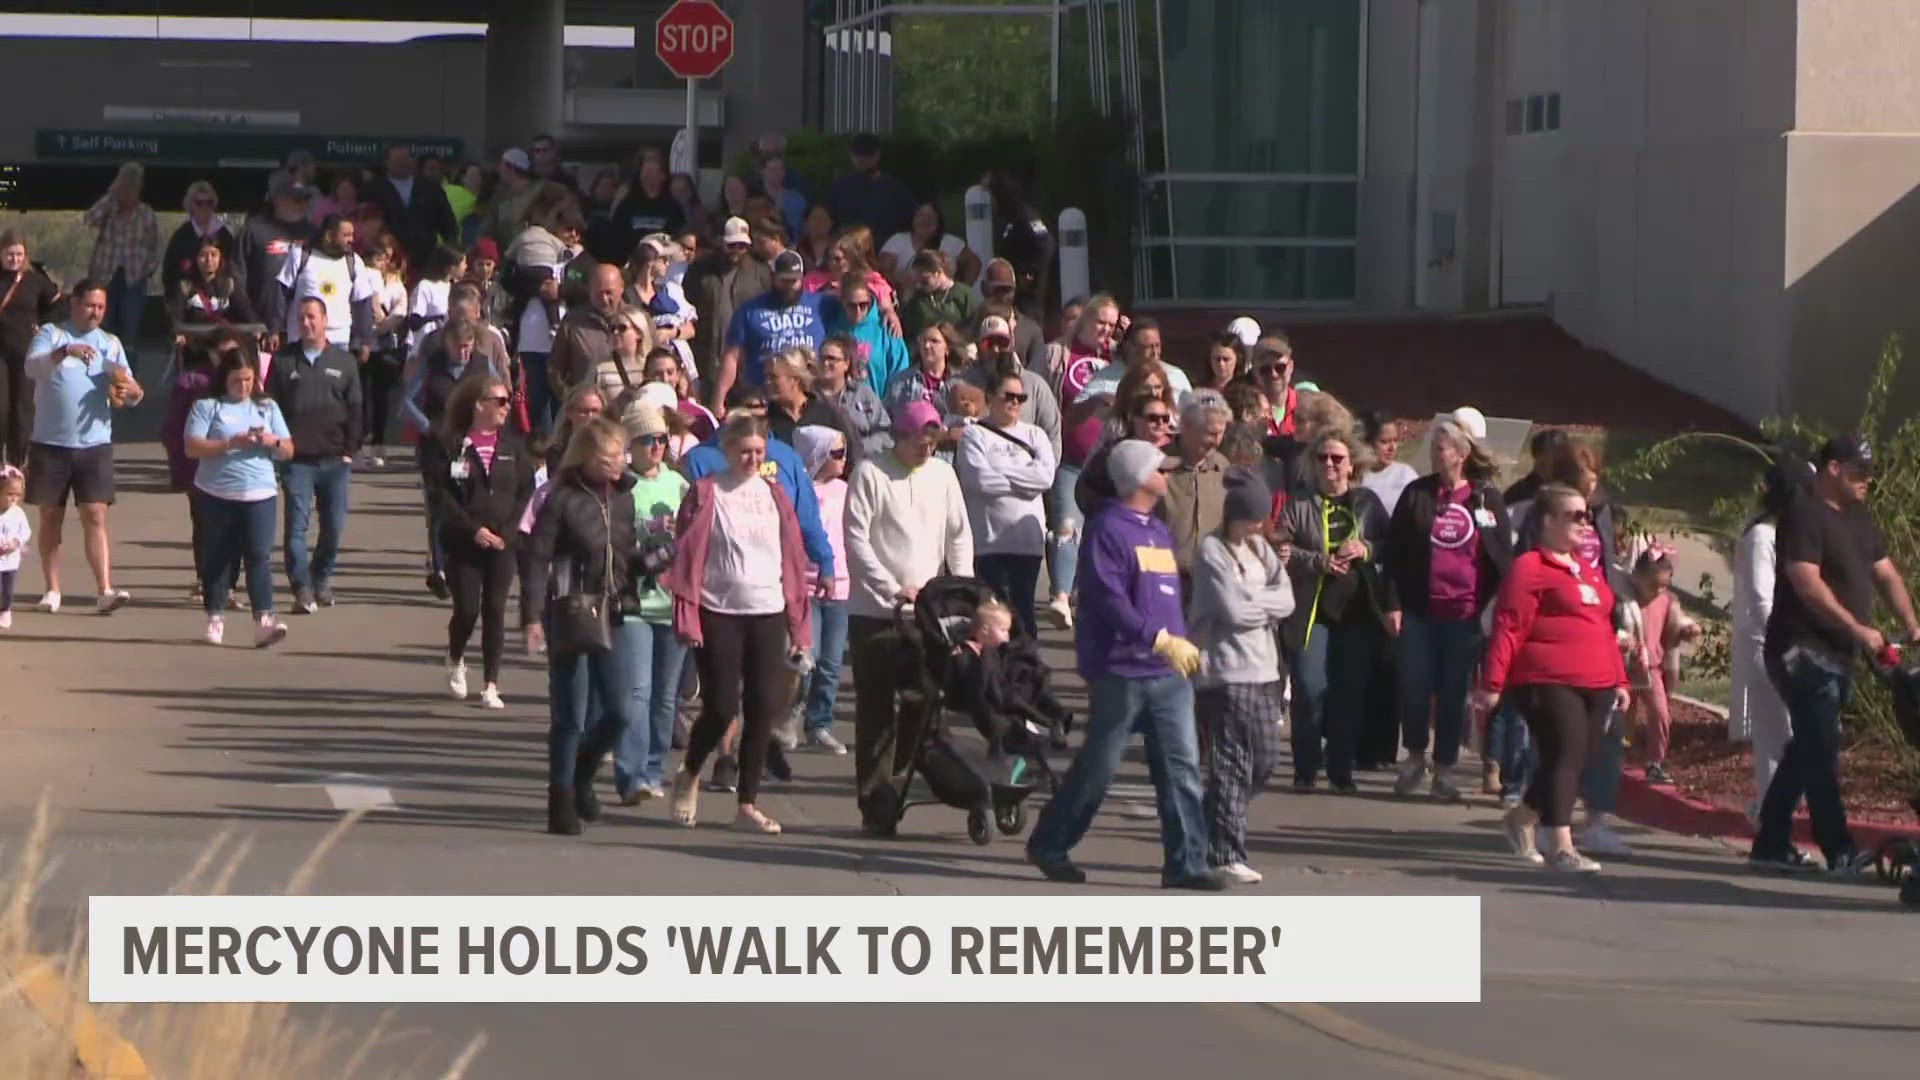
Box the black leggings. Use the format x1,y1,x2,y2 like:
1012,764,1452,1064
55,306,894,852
446,542,515,683
363,350,404,450
1510,684,1614,828
684,610,788,804
0,355,29,467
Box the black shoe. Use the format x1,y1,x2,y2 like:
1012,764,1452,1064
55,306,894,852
293,587,317,615
547,785,581,835
1331,781,1358,794
1164,872,1229,891
426,572,450,600
573,752,605,823
1027,848,1086,884
764,741,793,783
315,581,336,607
1827,848,1877,878
1748,848,1821,875
1292,778,1317,793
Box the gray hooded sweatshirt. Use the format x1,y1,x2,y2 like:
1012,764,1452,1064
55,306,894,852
1187,532,1296,685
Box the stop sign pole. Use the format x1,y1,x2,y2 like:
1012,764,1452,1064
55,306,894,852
655,0,736,180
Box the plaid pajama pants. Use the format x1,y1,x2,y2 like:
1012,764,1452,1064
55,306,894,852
1197,680,1285,867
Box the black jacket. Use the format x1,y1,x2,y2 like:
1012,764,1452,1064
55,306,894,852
162,221,245,302
526,471,644,610
366,174,459,272
1381,474,1514,616
0,266,63,363
421,429,538,551
266,342,363,460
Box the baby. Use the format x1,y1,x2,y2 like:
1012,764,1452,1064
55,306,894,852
948,381,986,422
0,467,29,630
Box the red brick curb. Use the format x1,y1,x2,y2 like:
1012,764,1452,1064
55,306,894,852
1615,767,1920,853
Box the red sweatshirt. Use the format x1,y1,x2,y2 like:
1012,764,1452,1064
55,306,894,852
1481,550,1628,692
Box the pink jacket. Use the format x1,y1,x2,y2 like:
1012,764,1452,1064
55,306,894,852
663,474,813,651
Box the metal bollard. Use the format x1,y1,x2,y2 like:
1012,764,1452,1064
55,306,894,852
1057,207,1090,303
964,184,995,283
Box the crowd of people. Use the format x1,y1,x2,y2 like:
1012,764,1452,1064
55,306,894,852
0,131,1908,890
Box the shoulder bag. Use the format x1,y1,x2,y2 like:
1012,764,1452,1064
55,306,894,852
548,490,616,659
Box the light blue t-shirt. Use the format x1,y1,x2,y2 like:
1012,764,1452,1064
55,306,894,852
185,396,291,502
28,323,131,449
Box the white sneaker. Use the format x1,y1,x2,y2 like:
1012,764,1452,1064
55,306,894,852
479,685,505,710
253,615,287,649
36,591,60,613
1393,756,1429,796
1578,820,1633,857
807,729,848,755
95,589,129,615
0,610,11,630
1046,594,1074,630
1220,862,1263,885
447,659,469,700
204,614,224,645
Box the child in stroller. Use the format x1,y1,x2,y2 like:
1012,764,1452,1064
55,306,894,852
944,597,1074,762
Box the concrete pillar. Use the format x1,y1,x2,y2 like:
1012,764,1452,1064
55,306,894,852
485,0,567,157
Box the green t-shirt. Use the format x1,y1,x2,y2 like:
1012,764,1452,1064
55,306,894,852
632,467,690,623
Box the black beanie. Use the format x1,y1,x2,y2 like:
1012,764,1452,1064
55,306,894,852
1222,465,1272,525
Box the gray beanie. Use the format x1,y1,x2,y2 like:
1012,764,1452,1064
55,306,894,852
1222,466,1272,525
1107,439,1167,495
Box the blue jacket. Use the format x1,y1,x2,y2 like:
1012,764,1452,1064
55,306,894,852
681,431,834,578
1075,501,1186,681
825,295,910,398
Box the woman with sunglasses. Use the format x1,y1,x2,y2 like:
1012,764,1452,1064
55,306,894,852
423,374,538,709
1381,417,1512,801
805,232,901,337
1279,431,1390,791
610,400,692,803
1071,364,1179,519
957,371,1057,636
1474,483,1630,873
764,346,855,458
812,332,891,459
826,275,909,398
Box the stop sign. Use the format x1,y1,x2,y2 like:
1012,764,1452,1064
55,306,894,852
656,0,735,80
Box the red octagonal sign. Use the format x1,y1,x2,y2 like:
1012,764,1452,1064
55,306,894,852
656,0,735,80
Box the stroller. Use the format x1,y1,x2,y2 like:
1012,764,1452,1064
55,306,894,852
1869,648,1920,909
865,576,1067,845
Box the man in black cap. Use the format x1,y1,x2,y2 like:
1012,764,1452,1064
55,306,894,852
822,133,916,242
711,248,825,414
1751,434,1920,875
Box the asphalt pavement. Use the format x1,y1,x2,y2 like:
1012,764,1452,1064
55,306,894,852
1,437,1914,1080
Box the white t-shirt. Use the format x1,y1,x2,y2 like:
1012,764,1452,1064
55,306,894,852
881,232,965,274
0,503,29,573
374,275,408,351
700,474,786,615
517,262,568,354
1361,461,1420,516
408,278,452,356
276,247,376,345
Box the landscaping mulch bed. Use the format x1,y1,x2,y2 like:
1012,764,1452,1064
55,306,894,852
1658,700,1920,825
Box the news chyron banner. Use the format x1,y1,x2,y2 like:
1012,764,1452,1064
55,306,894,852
92,895,1480,1003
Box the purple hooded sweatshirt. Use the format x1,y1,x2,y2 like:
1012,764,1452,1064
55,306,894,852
1076,500,1186,680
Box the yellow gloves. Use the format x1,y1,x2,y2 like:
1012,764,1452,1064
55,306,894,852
1153,629,1202,678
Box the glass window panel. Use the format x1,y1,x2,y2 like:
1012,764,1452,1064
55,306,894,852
1546,92,1562,130
1157,179,1357,240
1526,95,1545,133
1159,0,1361,173
1506,99,1525,136
1166,244,1355,302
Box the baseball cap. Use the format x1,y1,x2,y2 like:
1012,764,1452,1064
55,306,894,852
1450,406,1488,442
722,216,751,246
977,315,1013,343
771,250,806,277
638,381,680,413
892,398,942,434
270,173,313,200
1108,439,1169,496
1819,434,1874,472
500,147,532,172
1226,316,1262,349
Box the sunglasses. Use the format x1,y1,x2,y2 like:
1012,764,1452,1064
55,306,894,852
828,447,847,460
479,394,510,406
1559,508,1593,524
1141,412,1173,425
634,434,667,448
1317,453,1348,464
848,300,872,312
1002,391,1028,403
1259,363,1288,378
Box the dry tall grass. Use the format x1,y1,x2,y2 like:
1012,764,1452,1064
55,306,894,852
1,797,485,1079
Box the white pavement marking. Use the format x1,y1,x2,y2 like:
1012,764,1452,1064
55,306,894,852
275,773,399,811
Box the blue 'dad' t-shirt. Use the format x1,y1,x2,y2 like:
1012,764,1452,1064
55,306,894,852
724,290,827,388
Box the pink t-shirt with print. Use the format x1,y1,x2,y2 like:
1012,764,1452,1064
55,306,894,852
1427,483,1481,620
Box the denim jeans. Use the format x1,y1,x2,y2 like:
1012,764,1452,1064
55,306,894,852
280,458,351,591
420,477,446,576
194,489,277,615
1486,702,1535,798
548,615,642,786
613,619,689,795
1579,711,1624,813
105,271,146,357
1027,673,1210,883
804,599,849,734
1045,463,1083,597
1289,620,1383,786
1755,648,1856,862
521,352,555,438
1397,613,1485,765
